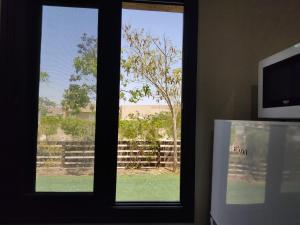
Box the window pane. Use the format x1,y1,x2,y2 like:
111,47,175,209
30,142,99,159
36,6,98,192
116,5,183,201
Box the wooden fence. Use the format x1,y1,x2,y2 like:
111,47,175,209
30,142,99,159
37,141,181,173
37,142,300,181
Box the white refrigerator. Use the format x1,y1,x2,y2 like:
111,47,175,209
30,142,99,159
211,120,300,225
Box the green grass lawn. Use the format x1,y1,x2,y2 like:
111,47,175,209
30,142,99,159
116,174,179,201
36,174,180,201
36,176,94,192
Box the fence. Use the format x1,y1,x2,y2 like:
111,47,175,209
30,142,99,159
37,141,300,180
37,141,181,174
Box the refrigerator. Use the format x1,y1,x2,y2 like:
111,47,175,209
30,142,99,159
211,120,300,225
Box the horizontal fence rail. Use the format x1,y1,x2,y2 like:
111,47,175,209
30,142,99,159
37,141,181,174
37,142,300,180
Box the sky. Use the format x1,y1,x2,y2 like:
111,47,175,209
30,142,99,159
39,6,183,106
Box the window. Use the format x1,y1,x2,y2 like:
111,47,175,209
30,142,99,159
36,5,98,192
1,0,198,223
116,6,183,202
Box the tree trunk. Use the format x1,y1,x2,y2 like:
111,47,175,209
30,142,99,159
172,113,178,172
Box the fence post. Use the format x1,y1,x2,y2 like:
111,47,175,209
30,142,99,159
61,143,66,168
156,141,161,168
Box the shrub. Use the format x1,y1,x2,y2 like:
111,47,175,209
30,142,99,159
61,117,95,141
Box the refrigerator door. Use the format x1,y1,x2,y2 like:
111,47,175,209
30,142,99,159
211,120,300,225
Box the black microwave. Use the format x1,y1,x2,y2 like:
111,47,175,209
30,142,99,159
258,43,300,119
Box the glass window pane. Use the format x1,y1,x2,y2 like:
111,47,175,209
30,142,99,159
35,6,98,192
116,4,183,201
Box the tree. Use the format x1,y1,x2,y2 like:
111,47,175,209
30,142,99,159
39,71,57,116
150,111,181,140
121,25,182,171
61,33,97,114
38,72,60,141
39,97,56,116
61,117,95,141
61,84,90,115
62,26,182,171
39,116,61,141
39,72,56,116
40,71,49,82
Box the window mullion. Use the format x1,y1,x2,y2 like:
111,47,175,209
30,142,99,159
179,0,197,214
93,1,122,207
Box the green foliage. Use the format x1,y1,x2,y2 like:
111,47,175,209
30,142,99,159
63,26,182,113
39,116,61,141
121,25,182,108
121,25,182,170
119,113,165,168
119,112,180,141
39,97,56,116
152,111,181,139
40,71,49,83
59,26,182,169
119,113,161,141
61,33,97,114
118,112,181,169
38,115,95,142
61,84,90,115
73,33,98,78
127,85,152,103
61,117,95,141
119,119,141,140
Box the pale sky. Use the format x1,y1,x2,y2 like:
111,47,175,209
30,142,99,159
39,6,183,106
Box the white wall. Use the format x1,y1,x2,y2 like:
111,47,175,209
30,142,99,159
195,0,300,225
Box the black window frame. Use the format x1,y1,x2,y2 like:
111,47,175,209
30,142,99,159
0,0,198,223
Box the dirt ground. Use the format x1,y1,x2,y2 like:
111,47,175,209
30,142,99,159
117,167,180,175
37,167,179,176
